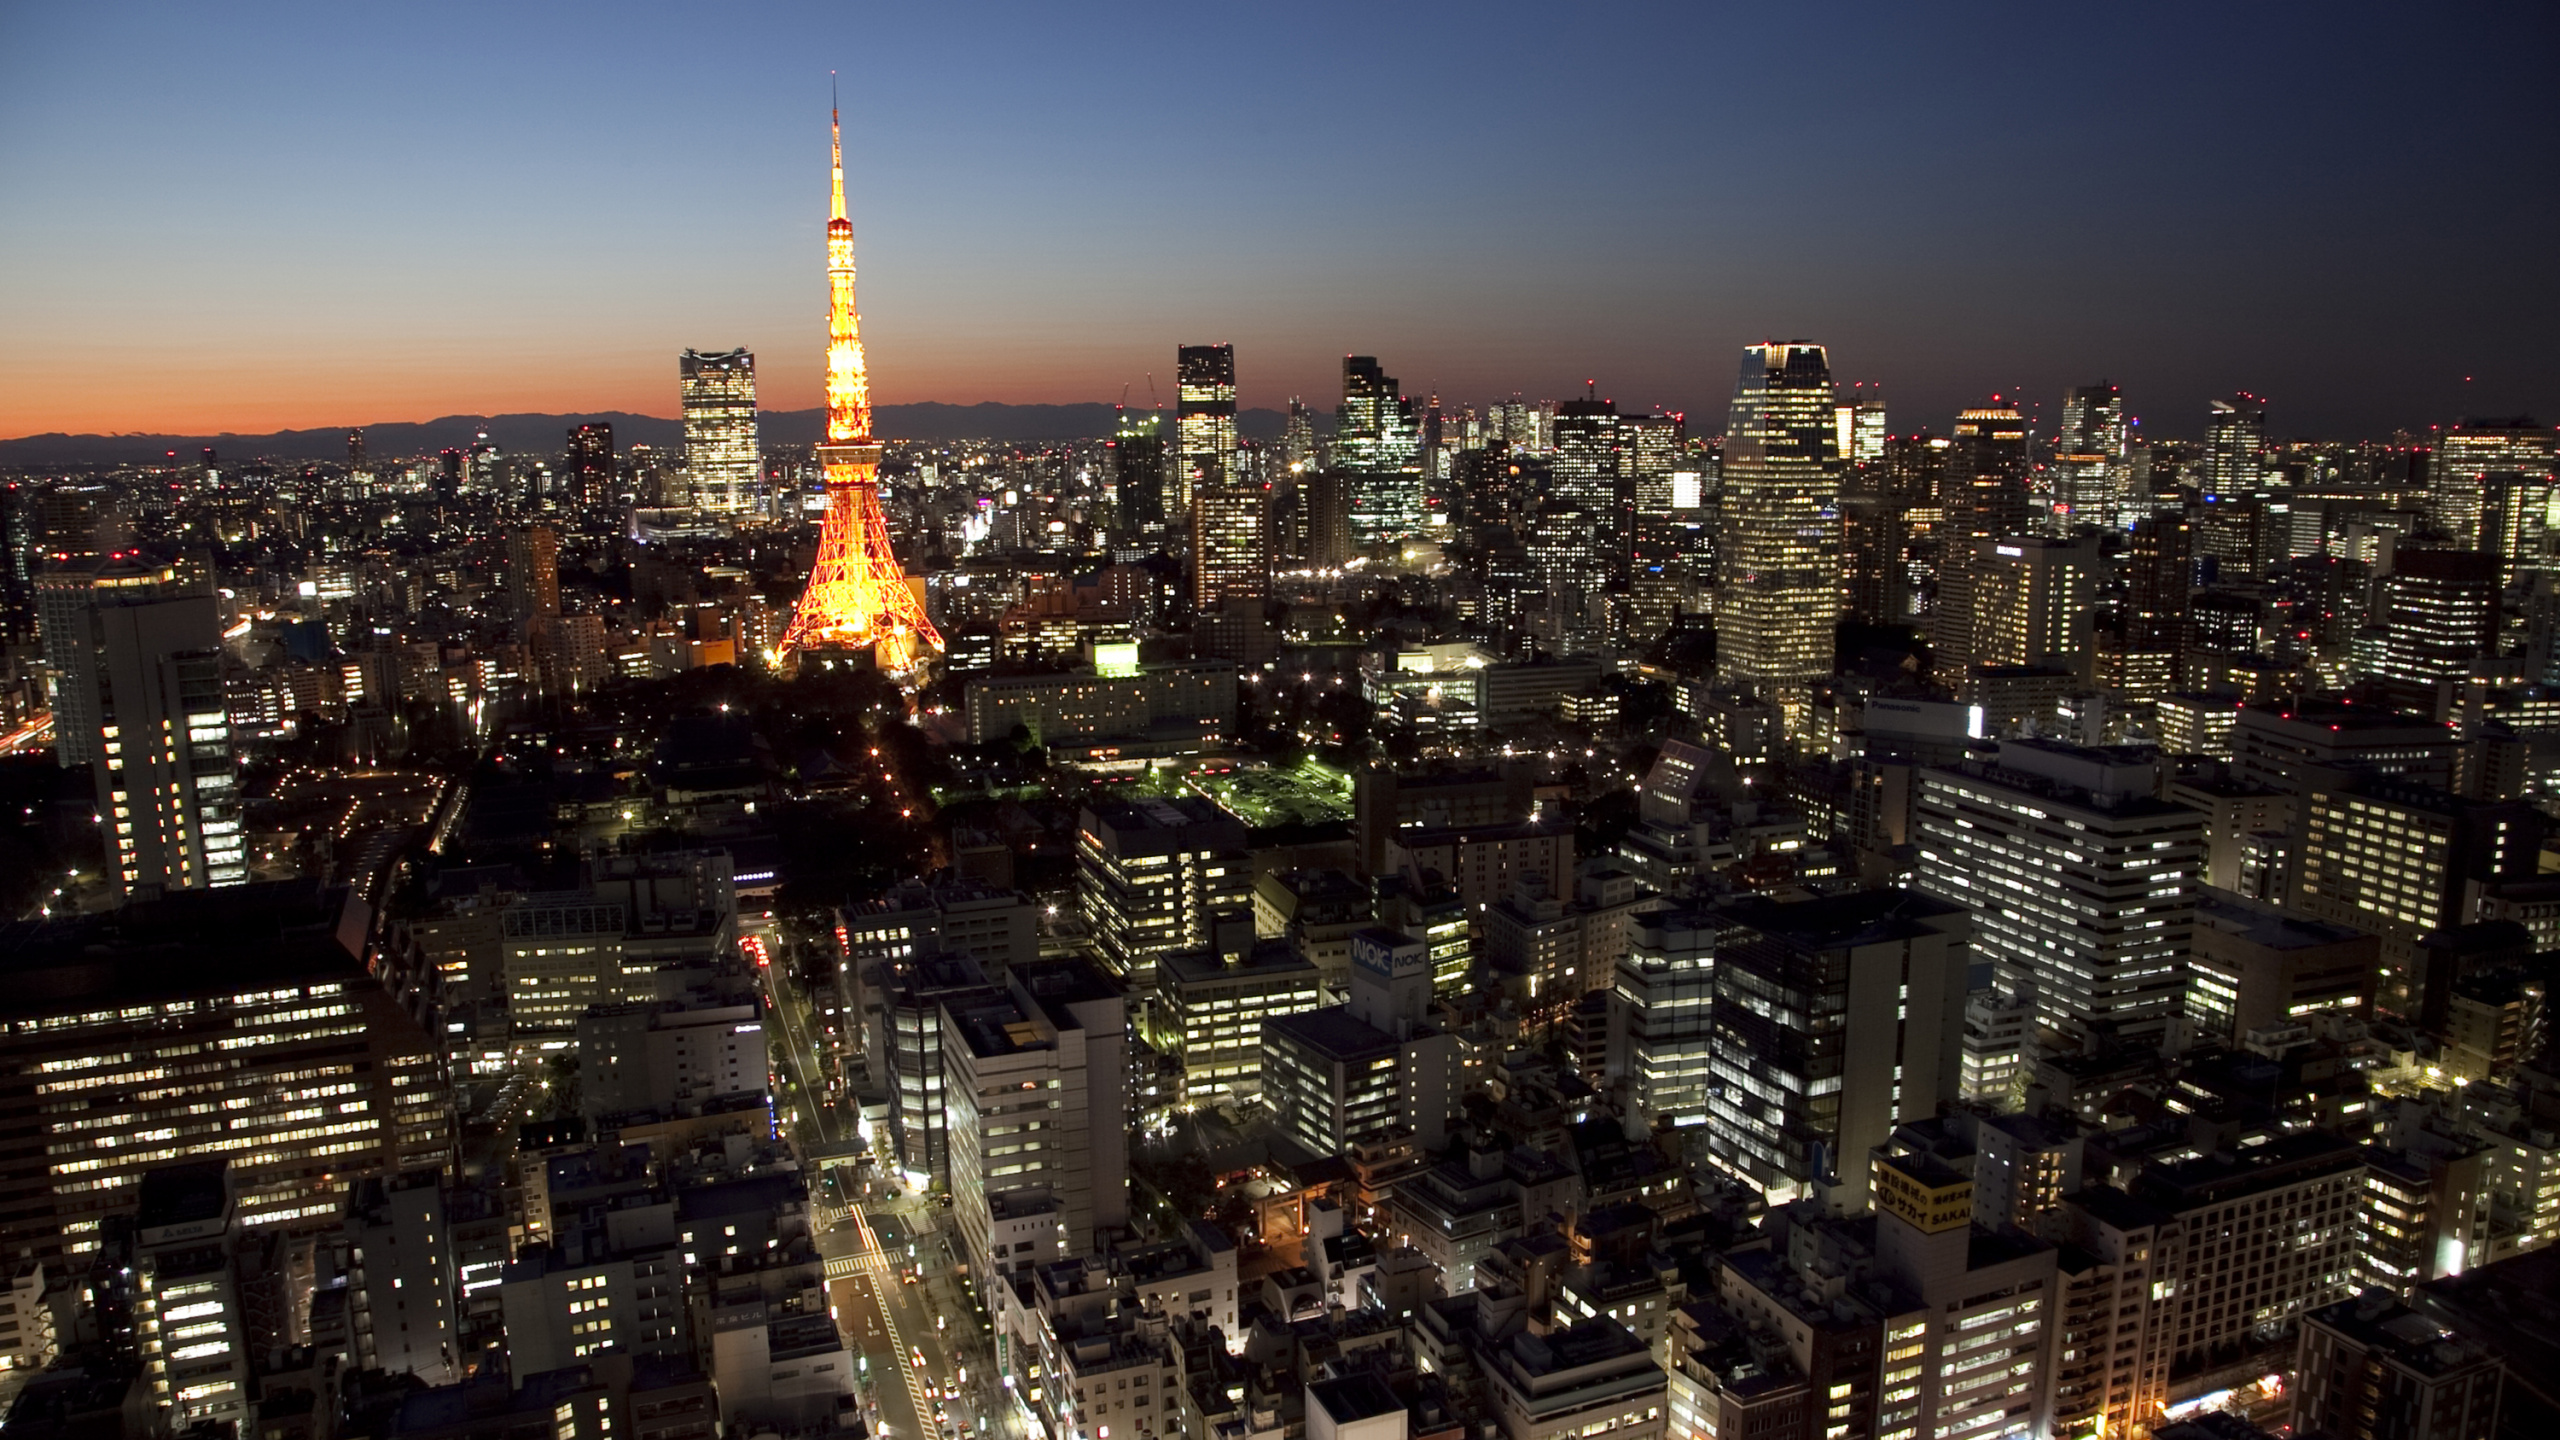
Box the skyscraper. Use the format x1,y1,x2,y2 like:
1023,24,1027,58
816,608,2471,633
1336,356,1415,472
2431,414,2555,555
1190,474,1268,608
1340,355,1422,542
1834,384,1886,465
1176,343,1238,507
2124,513,2193,651
2053,382,2128,528
1929,401,2031,685
1280,397,1319,472
345,428,367,478
1713,342,1840,727
2205,392,2268,497
566,421,615,509
1965,534,2099,676
1109,409,1168,536
36,554,243,899
1551,394,1623,531
678,347,761,514
2376,548,2499,694
1700,889,1970,1209
506,524,562,629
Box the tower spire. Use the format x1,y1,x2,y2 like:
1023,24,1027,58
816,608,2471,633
780,90,942,671
830,71,845,224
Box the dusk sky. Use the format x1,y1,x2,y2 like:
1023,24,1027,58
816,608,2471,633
2,1,2553,443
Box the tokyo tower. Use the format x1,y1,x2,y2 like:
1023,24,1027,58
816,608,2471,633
777,97,942,671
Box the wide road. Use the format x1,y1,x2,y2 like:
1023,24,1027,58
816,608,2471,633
758,925,1031,1440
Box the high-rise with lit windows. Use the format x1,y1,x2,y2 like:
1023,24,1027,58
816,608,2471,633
2053,382,2128,528
0,881,450,1266
37,553,243,899
1075,797,1251,986
1712,342,1840,727
2205,391,2268,497
1177,343,1238,508
1930,401,2031,684
2426,417,2549,550
565,421,615,509
1341,355,1423,542
1916,739,2203,1053
1190,474,1268,607
678,347,761,514
2376,548,2499,695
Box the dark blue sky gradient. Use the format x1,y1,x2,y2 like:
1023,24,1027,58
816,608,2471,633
1,1,2552,439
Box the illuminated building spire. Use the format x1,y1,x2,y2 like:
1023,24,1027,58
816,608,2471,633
780,91,941,670
825,78,871,445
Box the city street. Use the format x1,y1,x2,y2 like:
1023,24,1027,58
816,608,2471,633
759,935,1033,1440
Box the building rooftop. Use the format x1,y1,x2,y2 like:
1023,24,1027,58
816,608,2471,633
135,1160,230,1232
1711,888,1963,951
2310,1291,2500,1376
2196,887,2369,950
1506,1316,1652,1378
2133,1131,2362,1211
1264,1005,1399,1062
0,879,365,1017
1308,1373,1404,1427
1161,938,1320,989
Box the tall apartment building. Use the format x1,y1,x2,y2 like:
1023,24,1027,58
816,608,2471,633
35,553,244,899
2205,393,2269,498
944,958,1129,1284
566,421,615,508
865,951,999,1186
1606,906,1717,1129
1713,342,1839,728
1962,534,2099,685
347,1168,461,1386
678,348,760,514
2053,382,2129,528
1916,740,2203,1052
0,882,449,1264
1700,889,1970,1210
1076,797,1251,985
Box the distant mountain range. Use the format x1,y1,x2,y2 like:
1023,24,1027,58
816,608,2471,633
0,402,1323,466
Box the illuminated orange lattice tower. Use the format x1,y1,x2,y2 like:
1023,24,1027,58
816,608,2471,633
778,97,942,671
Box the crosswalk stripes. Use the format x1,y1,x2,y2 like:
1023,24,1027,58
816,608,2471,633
826,1251,892,1279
